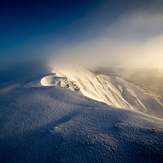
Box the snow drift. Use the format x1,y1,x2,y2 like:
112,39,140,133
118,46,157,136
0,67,163,162
41,67,163,119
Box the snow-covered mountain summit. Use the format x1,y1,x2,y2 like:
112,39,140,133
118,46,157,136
0,67,163,162
41,67,163,119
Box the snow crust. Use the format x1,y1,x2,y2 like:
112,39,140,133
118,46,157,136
41,67,163,119
0,68,163,162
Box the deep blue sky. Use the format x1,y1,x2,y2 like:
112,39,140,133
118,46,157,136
0,0,104,64
0,0,163,68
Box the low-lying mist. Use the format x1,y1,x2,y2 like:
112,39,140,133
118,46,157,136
49,35,163,69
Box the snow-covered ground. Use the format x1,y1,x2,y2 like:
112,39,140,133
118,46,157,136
0,67,163,162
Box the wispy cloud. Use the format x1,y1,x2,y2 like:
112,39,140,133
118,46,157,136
106,10,163,40
49,5,163,69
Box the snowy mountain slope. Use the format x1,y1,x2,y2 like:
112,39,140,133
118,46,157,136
0,76,163,163
41,67,163,119
110,76,163,119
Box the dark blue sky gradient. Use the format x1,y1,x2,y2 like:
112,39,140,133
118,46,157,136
0,0,104,62
0,0,162,66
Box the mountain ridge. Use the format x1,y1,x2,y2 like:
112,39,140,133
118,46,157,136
0,67,163,162
41,67,163,119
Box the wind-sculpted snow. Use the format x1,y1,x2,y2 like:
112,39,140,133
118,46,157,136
0,68,163,163
41,74,81,93
41,67,163,119
0,77,163,163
